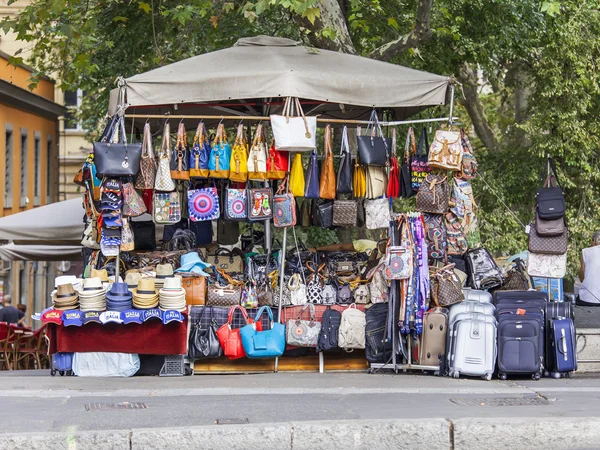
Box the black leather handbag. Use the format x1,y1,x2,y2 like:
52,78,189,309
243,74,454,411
356,111,391,167
93,115,142,177
131,219,156,251
188,306,223,359
336,126,353,194
318,201,334,228
536,159,565,220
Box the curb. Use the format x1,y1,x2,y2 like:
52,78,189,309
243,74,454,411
0,417,599,449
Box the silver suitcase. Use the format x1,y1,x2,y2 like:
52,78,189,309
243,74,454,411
449,301,495,326
448,312,497,380
462,288,493,304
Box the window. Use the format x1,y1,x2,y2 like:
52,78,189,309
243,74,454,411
34,132,41,206
4,124,13,208
20,128,28,207
64,89,86,131
46,135,53,202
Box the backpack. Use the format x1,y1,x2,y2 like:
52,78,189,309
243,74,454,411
316,308,342,352
338,305,366,351
465,247,503,290
365,303,392,363
423,213,448,264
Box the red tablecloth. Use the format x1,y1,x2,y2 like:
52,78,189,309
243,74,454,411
47,319,187,355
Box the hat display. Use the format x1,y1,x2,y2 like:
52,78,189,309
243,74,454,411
132,279,159,309
41,309,63,325
91,269,109,282
142,308,162,322
106,282,133,311
154,264,174,290
158,277,186,312
52,284,79,311
125,272,142,291
100,311,124,324
62,310,83,327
78,277,107,312
162,310,185,324
175,252,211,276
82,311,102,325
121,310,143,325
54,275,78,288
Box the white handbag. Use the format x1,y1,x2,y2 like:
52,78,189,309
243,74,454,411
288,273,307,306
365,198,391,229
527,252,567,278
270,97,317,151
81,221,99,249
154,122,176,191
247,124,268,180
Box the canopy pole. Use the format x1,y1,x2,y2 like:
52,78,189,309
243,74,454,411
448,84,456,125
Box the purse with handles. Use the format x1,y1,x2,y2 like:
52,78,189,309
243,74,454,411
384,215,413,280
270,97,317,151
135,123,156,189
411,127,431,192
304,149,320,199
416,174,449,214
229,123,248,183
93,114,142,177
290,153,305,197
286,303,322,348
528,220,568,255
188,306,223,359
428,130,463,171
209,124,231,179
155,122,176,191
332,200,357,227
206,283,242,307
319,124,336,199
247,124,268,181
240,306,286,358
216,305,253,360
337,126,353,194
189,122,211,178
273,177,296,228
170,122,190,180
266,140,289,180
288,273,307,306
357,110,391,167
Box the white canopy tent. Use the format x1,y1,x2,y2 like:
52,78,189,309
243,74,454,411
0,243,81,261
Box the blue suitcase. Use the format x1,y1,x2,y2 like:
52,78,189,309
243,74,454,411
51,352,74,376
550,318,577,376
493,290,547,305
496,314,544,380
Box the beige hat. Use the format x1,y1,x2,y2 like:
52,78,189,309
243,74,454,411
125,272,142,290
132,279,158,298
155,264,174,279
91,269,109,282
78,277,107,297
53,284,79,304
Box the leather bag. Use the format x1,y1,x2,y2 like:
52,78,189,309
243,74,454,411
153,191,181,224
536,158,566,220
135,123,156,189
93,115,142,177
270,97,317,151
353,160,367,198
189,122,211,178
247,124,268,181
206,283,242,307
155,122,176,191
286,303,321,348
332,200,357,227
356,110,391,167
337,126,353,194
209,124,231,179
365,198,391,230
416,174,449,214
411,127,431,192
224,188,248,221
247,187,273,221
430,264,464,307
188,187,220,222
229,123,249,183
365,165,387,199
527,252,567,278
188,306,223,359
428,130,463,171
273,177,296,228
240,306,286,358
536,214,565,236
131,220,156,251
319,124,336,199
528,220,568,255
304,150,320,199
216,306,253,360
181,275,207,305
170,123,190,180
318,201,334,228
290,153,305,197
266,141,289,180
122,182,147,217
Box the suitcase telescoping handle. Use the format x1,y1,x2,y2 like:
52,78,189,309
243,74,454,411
560,329,567,361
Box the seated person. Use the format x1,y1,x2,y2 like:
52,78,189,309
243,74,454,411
578,231,600,306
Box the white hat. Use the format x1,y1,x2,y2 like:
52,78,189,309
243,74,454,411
54,275,78,288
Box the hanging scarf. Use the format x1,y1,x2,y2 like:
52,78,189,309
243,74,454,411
402,217,419,335
413,215,429,336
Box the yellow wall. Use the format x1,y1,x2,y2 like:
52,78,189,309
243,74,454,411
0,55,55,101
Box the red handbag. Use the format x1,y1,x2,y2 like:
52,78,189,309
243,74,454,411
266,142,289,180
216,305,263,360
387,156,400,198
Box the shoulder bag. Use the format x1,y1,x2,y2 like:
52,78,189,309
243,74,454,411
267,140,289,180
209,124,231,179
384,215,413,280
240,306,286,358
319,124,336,199
536,214,565,236
287,273,307,306
206,283,242,307
134,123,156,189
332,200,357,227
410,127,430,192
306,263,324,304
356,110,391,167
273,177,297,228
155,122,176,191
290,153,305,197
536,158,566,220
181,274,207,305
423,213,448,263
528,220,568,255
365,165,387,199
247,124,267,181
210,247,244,273
247,186,273,221
416,173,449,214
224,188,248,221
229,123,249,183
318,201,334,228
387,127,400,199
430,263,464,307
353,158,367,198
216,305,253,360
122,182,147,217
337,126,353,194
189,122,211,178
304,149,320,199
270,97,317,151
459,129,478,179
445,212,468,255
367,261,388,303
188,306,223,359
153,191,181,224
287,303,322,348
93,115,142,178
400,128,416,198
188,186,220,222
527,252,567,279
365,197,391,230
428,129,463,171
170,122,190,180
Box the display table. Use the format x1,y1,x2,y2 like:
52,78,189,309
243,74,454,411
47,319,188,355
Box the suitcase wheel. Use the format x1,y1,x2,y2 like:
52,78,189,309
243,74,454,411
499,373,507,380
50,369,57,377
532,373,541,381
483,373,492,381
59,371,65,376
452,372,460,379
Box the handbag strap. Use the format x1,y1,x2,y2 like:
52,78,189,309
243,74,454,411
297,302,316,321
250,124,265,153
544,157,562,189
175,123,187,151
161,122,171,157
276,176,289,195
142,123,154,159
282,97,311,139
234,123,246,148
254,305,274,323
227,305,249,325
324,124,333,158
193,122,208,146
213,124,227,147
416,127,429,157
340,126,350,156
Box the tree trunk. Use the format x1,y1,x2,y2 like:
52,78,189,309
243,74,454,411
300,0,356,53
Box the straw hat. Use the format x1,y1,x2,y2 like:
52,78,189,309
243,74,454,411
52,284,80,310
125,272,142,291
91,269,109,282
78,277,107,312
158,277,186,311
132,278,159,309
155,264,174,279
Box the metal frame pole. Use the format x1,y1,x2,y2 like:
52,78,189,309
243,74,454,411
448,84,456,125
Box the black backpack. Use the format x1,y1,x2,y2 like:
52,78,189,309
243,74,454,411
536,158,565,220
365,303,393,363
316,308,341,352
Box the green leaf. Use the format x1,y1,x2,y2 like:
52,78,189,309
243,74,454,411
138,2,152,14
387,17,399,30
113,16,128,23
303,7,320,25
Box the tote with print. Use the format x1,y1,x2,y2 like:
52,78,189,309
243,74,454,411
188,187,220,222
225,188,247,220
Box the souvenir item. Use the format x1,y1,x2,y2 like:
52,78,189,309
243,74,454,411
445,212,468,256
288,273,307,306
319,124,336,199
428,129,463,171
209,124,231,178
423,213,448,263
242,283,258,309
306,268,324,304
181,275,206,306
416,174,449,214
536,214,565,236
273,178,296,228
216,305,252,360
224,188,248,220
354,284,370,304
367,262,388,303
286,303,321,348
153,191,181,224
528,221,568,255
189,122,211,178
536,158,565,220
459,129,478,179
321,282,337,305
465,247,503,290
365,198,391,230
449,177,477,230
135,123,156,189
527,252,567,278
270,97,317,151
430,264,464,307
247,187,273,221
155,122,176,191
217,219,239,246
318,201,334,229
384,216,413,280
122,182,146,217
240,306,286,359
93,115,142,178
336,281,353,305
206,283,242,307
353,159,367,198
119,218,135,252
304,150,320,198
188,187,220,222
290,153,305,197
229,123,249,183
411,127,430,192
170,122,190,180
247,124,267,181
365,165,387,199
332,200,357,227
266,141,289,180
337,126,353,194
338,304,366,350
188,306,223,359
356,110,391,167
209,248,244,273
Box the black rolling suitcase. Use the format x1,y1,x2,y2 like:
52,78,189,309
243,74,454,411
496,313,545,380
493,290,548,305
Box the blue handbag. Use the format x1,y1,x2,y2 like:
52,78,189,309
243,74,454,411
189,122,211,178
240,306,286,358
209,124,231,178
304,150,320,199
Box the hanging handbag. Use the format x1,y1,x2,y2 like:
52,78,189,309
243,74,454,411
119,218,135,252
321,282,337,305
189,122,211,178
365,198,391,230
272,275,291,307
93,115,142,177
288,273,307,306
273,177,297,228
367,261,388,303
270,97,317,151
131,219,156,251
387,128,400,199
428,129,463,171
365,165,387,199
536,214,565,236
135,123,156,189
170,123,190,180
229,123,249,183
353,159,367,198
122,182,147,217
188,186,220,222
206,283,242,307
337,126,353,194
459,129,478,179
410,126,431,192
356,110,391,167
423,213,448,263
286,303,322,348
300,199,312,227
332,200,357,227
318,201,334,228
400,127,416,198
189,306,223,359
153,191,181,224
430,264,464,307
416,174,449,214
224,188,248,221
181,275,207,305
304,150,320,199
336,279,353,305
217,218,240,245
210,248,245,273
290,153,305,197
354,284,370,304
240,306,286,358
527,252,567,278
445,212,468,256
536,158,566,220
306,264,324,304
247,187,273,221
318,124,336,199
155,122,176,191
247,124,268,181
257,280,274,307
209,124,231,179
266,140,289,180
384,216,413,280
216,305,253,360
528,221,568,255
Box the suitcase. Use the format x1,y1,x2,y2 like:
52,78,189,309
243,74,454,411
546,301,573,322
496,314,544,380
51,352,74,376
495,299,546,317
449,301,495,326
493,290,548,305
462,288,493,304
549,318,577,376
448,312,497,380
419,308,448,367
